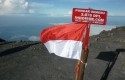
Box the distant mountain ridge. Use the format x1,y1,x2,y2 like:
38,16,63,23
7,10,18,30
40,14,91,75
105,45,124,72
0,38,5,42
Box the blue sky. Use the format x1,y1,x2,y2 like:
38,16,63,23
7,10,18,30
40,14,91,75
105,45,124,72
0,0,125,41
0,0,125,18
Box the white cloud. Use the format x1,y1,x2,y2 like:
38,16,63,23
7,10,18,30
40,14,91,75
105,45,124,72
28,9,35,14
64,10,72,17
2,34,40,41
29,2,53,8
9,34,28,40
58,0,107,2
50,23,70,25
90,25,116,36
44,9,72,17
108,13,125,17
0,0,29,15
28,36,39,41
0,0,55,15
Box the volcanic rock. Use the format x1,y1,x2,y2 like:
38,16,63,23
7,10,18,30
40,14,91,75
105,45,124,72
0,26,125,80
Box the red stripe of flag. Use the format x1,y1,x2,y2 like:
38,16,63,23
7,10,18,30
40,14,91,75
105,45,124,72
40,23,87,43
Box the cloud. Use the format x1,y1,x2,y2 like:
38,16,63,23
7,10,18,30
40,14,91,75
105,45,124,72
28,36,39,41
58,0,107,2
28,9,35,14
44,9,73,17
9,34,28,41
29,2,53,8
50,23,70,25
108,13,125,17
0,0,29,15
90,25,116,36
0,0,54,16
9,35,40,41
64,11,72,17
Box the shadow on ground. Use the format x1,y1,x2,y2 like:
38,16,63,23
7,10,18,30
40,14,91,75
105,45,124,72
0,42,40,57
97,48,125,80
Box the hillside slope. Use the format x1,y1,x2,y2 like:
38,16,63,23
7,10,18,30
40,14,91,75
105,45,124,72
85,26,125,80
0,26,125,80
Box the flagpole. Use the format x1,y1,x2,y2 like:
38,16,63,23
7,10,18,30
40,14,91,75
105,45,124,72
75,23,90,80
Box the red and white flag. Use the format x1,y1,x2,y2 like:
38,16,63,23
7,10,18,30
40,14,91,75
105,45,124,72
40,23,88,60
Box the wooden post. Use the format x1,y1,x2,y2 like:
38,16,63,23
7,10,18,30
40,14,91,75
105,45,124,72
75,48,89,80
75,24,90,80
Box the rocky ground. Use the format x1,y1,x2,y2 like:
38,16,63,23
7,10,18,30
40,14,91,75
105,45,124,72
0,26,125,80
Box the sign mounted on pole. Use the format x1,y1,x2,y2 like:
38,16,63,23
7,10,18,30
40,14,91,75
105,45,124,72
72,8,108,80
72,8,108,25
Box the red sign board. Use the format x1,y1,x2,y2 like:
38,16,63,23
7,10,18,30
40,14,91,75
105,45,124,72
72,8,108,25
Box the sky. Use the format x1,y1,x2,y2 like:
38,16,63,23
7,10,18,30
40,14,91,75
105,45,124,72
0,0,125,41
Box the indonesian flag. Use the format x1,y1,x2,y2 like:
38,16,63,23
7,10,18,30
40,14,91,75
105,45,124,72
40,23,88,60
